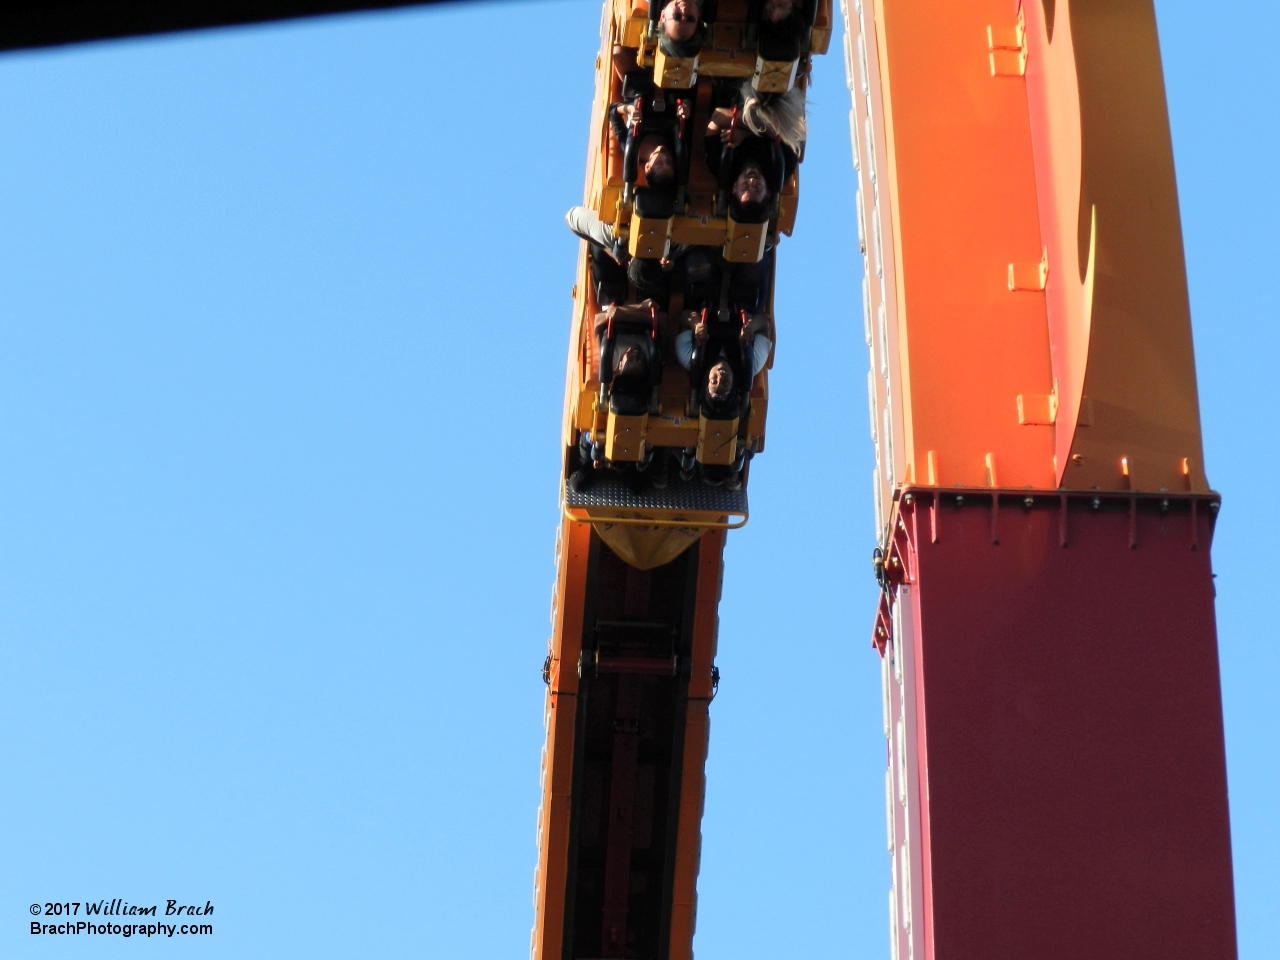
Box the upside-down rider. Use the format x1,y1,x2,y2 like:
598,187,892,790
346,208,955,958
565,97,692,261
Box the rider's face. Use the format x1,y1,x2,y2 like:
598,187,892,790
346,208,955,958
708,362,734,399
617,346,645,376
645,145,675,181
662,0,700,40
762,0,795,22
734,164,768,205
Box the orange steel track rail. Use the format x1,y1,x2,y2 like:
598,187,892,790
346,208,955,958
533,520,724,960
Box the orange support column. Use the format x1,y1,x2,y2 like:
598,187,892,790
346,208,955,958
844,1,1236,958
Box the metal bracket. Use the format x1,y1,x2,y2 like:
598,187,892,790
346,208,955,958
987,10,1027,77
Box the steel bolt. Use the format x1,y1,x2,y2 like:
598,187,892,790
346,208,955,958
1023,496,1034,509
1091,497,1101,510
956,494,965,507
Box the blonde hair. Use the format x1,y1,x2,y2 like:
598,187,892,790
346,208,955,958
740,80,807,153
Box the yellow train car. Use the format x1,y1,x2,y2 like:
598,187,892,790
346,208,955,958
561,0,827,571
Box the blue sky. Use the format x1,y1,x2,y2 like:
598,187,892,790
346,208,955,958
0,1,1274,957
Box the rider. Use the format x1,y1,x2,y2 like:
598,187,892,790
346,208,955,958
656,0,707,58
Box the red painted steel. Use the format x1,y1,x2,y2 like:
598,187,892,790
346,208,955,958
882,493,1235,960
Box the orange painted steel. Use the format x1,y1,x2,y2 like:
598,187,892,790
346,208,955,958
1022,0,1208,493
876,0,1055,494
664,533,722,958
529,519,727,960
849,1,1234,959
853,0,1207,520
532,517,593,960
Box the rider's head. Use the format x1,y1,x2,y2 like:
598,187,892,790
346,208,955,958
707,360,735,402
729,162,770,223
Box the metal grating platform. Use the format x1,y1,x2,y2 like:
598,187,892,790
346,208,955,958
564,474,748,514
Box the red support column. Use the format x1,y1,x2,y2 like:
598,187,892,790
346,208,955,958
882,492,1236,960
